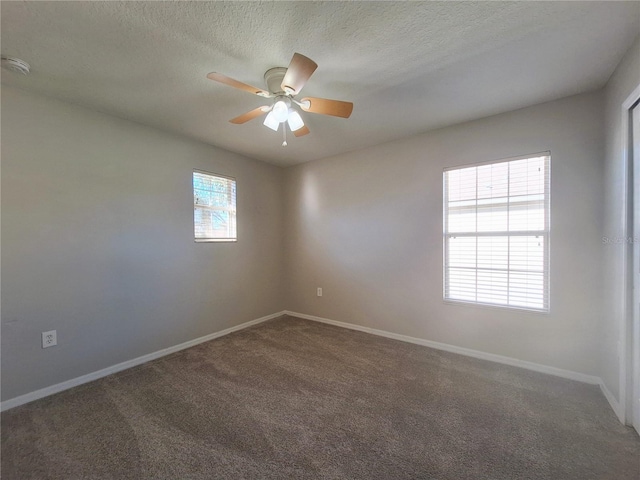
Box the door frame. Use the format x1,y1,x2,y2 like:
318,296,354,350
621,84,640,430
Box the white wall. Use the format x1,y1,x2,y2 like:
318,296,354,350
4,38,636,407
602,34,640,407
1,86,285,401
284,91,605,376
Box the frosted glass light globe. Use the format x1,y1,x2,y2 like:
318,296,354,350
272,100,289,123
287,109,304,131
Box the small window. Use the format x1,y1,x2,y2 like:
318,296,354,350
443,153,550,312
193,170,237,242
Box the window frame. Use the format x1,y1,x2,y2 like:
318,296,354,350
442,152,551,313
193,169,237,243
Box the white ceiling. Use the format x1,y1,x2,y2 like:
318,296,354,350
1,1,639,166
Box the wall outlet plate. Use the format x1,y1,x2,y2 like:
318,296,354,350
317,287,322,297
42,330,57,348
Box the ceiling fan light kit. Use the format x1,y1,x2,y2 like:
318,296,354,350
287,109,304,131
207,53,353,146
271,97,290,122
263,110,280,131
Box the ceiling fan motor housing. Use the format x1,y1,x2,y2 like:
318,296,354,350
264,67,287,95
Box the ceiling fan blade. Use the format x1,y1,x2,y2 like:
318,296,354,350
207,72,270,97
293,125,310,137
281,53,318,95
229,106,270,124
300,97,353,118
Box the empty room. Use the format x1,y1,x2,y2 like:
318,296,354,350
1,1,640,479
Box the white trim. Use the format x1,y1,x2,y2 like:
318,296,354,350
286,311,629,418
619,82,640,426
443,151,551,171
3,309,622,421
600,380,625,423
285,311,600,385
442,154,551,313
0,311,286,412
193,168,236,183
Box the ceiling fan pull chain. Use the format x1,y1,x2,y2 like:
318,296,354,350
282,124,288,147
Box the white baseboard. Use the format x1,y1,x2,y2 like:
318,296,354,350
286,311,629,422
3,310,624,425
1,311,286,412
599,381,625,423
284,311,603,386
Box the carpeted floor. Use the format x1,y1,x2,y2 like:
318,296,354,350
2,315,639,479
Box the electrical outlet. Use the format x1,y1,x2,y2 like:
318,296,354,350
317,287,322,297
42,330,57,348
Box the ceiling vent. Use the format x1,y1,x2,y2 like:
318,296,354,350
1,56,30,75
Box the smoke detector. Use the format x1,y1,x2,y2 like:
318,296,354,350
1,56,30,75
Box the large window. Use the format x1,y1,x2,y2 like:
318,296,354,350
193,170,237,242
443,153,550,311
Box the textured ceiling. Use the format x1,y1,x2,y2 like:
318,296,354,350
1,1,639,166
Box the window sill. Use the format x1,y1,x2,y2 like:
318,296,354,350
443,299,549,315
195,238,237,243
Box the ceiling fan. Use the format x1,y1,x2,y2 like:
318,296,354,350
207,53,353,145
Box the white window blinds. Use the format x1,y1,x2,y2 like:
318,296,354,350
443,153,550,311
193,171,237,242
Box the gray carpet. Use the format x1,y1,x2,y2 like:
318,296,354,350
2,315,639,479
